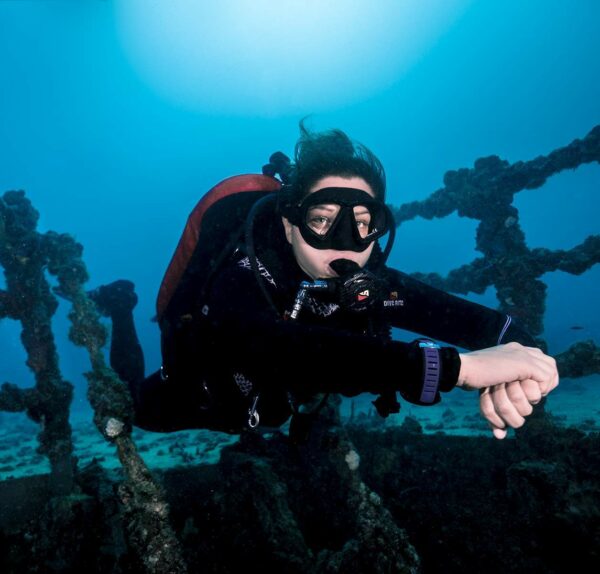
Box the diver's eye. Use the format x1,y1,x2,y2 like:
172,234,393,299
308,215,332,235
354,208,372,238
306,204,340,235
354,220,367,237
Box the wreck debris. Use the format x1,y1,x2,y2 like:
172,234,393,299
0,191,76,496
391,125,600,374
555,340,600,378
0,190,187,573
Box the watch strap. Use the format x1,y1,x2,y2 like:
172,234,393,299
418,339,441,403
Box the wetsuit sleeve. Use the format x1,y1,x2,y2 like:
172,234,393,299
205,263,461,405
379,267,537,350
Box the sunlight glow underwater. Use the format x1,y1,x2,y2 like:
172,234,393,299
115,0,471,116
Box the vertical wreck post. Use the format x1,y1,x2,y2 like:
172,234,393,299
45,221,189,574
0,190,76,495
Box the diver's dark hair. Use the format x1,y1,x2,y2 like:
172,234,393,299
286,119,386,204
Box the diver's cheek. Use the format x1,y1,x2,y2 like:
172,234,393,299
314,256,335,278
305,248,333,279
306,253,335,279
294,247,329,280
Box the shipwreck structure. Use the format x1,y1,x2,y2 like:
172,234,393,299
0,126,599,573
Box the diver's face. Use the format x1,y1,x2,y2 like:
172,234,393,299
282,176,376,279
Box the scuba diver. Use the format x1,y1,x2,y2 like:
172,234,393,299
91,122,559,441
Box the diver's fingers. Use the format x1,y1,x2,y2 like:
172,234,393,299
479,386,507,430
518,378,543,404
524,347,558,395
545,365,560,395
480,388,510,439
505,381,534,417
489,383,526,429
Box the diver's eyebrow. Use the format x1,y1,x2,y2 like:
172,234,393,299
310,204,339,213
353,208,370,216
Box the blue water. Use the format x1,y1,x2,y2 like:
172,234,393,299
1,1,599,421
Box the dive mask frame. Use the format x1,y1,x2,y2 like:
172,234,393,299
283,187,393,252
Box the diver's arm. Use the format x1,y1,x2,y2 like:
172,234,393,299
206,262,558,438
206,262,460,404
206,261,558,410
379,267,537,349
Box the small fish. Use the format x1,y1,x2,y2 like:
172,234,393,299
570,325,585,330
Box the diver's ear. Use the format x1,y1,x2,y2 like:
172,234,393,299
281,216,293,244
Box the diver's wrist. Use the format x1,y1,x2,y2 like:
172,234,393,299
416,339,441,403
456,353,469,388
456,353,473,391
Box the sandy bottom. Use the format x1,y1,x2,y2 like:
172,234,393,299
1,375,598,482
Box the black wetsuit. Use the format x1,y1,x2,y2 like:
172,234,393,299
113,235,536,435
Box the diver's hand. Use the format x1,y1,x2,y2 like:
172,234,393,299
457,342,559,439
457,342,558,393
479,379,544,439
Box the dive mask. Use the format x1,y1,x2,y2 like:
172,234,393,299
283,187,392,252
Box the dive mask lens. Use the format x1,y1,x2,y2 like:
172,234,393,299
305,203,380,240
